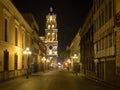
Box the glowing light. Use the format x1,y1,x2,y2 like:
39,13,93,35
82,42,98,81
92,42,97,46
48,25,50,29
46,59,50,62
67,59,71,64
52,25,54,28
23,48,32,55
58,62,61,65
49,50,52,54
73,54,78,59
54,51,57,54
42,57,46,62
50,16,52,21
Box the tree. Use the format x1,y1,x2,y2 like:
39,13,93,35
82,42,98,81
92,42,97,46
58,50,70,59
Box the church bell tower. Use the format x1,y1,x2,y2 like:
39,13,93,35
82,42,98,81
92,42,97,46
45,7,58,64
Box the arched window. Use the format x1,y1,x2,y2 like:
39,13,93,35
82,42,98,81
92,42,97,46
14,54,18,70
4,50,9,71
22,55,24,69
4,18,8,42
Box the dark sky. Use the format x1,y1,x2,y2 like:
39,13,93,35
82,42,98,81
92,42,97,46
12,0,93,52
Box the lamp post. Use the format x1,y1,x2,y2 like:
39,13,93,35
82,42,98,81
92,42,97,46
73,54,78,63
23,48,32,78
46,59,50,71
42,57,46,72
73,54,78,75
67,59,71,71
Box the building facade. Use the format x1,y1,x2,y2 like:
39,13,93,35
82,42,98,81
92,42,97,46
79,7,94,78
22,13,40,73
38,36,47,72
0,0,38,81
78,0,120,85
93,0,116,81
45,8,58,68
69,31,81,72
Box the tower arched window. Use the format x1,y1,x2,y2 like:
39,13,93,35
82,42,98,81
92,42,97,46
50,16,53,22
52,33,55,41
52,25,54,28
47,33,51,41
48,25,50,29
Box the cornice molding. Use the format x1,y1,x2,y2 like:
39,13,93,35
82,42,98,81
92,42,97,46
0,0,33,33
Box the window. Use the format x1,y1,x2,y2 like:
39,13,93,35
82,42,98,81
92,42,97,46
95,42,98,53
48,25,50,29
22,56,24,69
94,19,97,33
105,35,109,48
99,12,103,28
22,31,25,49
14,54,18,70
105,4,108,23
97,42,98,52
4,18,8,42
88,59,90,71
4,50,9,71
15,27,18,46
101,10,104,26
102,38,104,50
100,40,102,51
109,33,112,47
52,25,54,28
97,17,99,31
109,0,113,19
98,41,100,51
92,58,95,72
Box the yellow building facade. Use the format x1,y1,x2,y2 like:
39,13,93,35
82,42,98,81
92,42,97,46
0,0,33,80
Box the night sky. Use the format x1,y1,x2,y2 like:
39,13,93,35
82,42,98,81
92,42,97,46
12,0,93,52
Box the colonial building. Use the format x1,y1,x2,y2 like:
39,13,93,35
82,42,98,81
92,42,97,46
44,8,58,68
79,7,94,77
22,13,40,72
78,0,120,86
69,30,81,72
38,36,46,71
0,0,39,80
93,0,116,81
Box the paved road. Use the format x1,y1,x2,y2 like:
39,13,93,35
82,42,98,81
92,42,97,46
0,70,119,90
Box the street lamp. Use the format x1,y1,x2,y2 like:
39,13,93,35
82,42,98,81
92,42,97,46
67,59,71,64
73,54,78,75
42,57,46,72
67,59,71,71
46,59,50,71
73,54,78,61
23,48,32,78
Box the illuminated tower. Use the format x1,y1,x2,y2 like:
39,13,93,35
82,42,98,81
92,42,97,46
45,7,58,65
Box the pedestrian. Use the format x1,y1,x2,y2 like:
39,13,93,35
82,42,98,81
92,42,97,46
67,67,69,72
26,69,29,79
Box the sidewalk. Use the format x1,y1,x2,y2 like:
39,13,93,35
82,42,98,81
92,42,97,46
0,71,44,84
83,74,120,90
70,72,120,90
